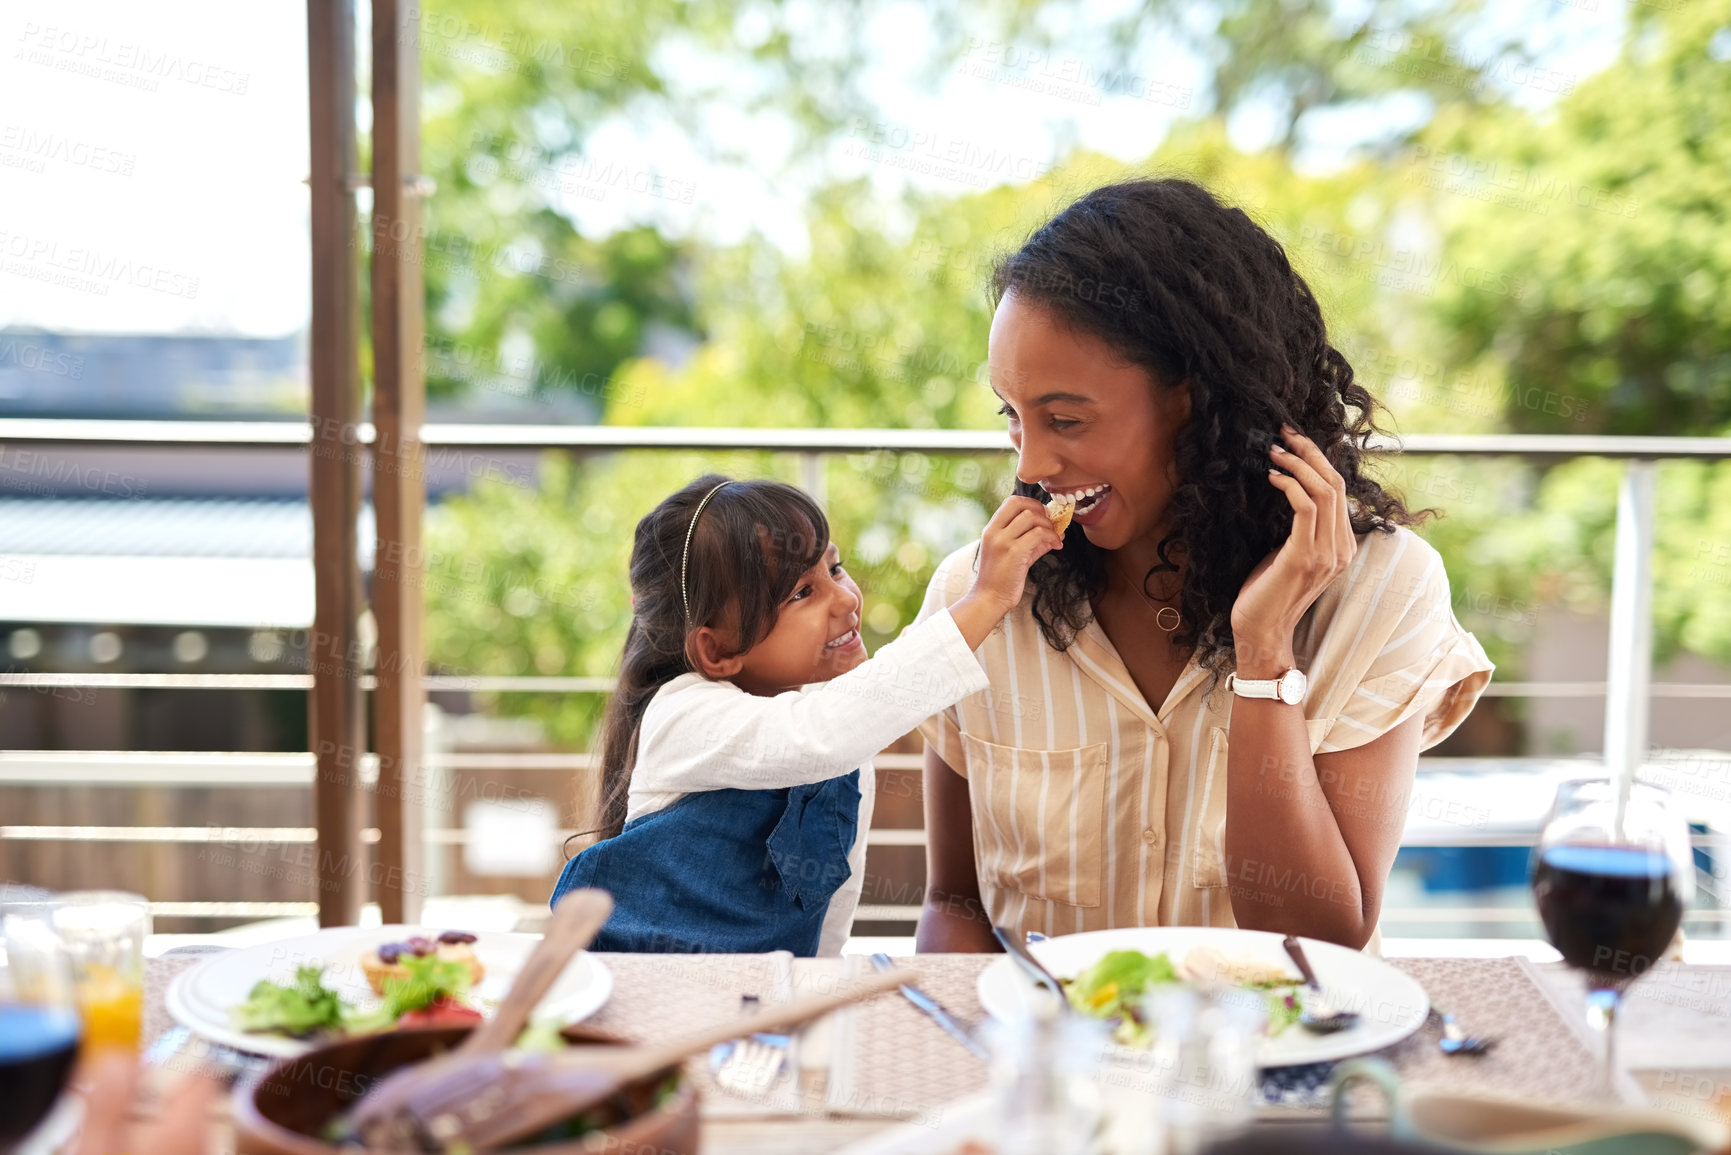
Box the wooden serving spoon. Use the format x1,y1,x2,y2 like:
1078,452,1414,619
338,888,614,1144
369,967,915,1151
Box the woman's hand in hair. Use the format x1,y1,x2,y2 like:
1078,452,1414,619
950,495,1064,651
1231,424,1356,676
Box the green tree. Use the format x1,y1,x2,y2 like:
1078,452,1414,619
1424,0,1731,437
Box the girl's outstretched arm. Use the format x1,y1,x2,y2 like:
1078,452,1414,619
633,608,992,797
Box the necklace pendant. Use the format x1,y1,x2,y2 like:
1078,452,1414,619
1155,606,1181,632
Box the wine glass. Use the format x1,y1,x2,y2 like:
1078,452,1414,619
1530,778,1694,1097
0,901,84,1154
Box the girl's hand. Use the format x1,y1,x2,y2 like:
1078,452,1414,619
949,495,1063,651
1232,425,1356,675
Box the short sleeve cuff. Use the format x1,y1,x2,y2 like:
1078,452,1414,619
1319,628,1495,754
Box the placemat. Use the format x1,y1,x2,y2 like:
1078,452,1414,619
1531,961,1731,1071
584,951,804,1117
821,955,1623,1120
143,945,230,1050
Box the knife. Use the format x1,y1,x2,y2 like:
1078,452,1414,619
990,924,1072,1015
869,952,990,1060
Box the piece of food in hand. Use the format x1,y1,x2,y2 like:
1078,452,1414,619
231,965,347,1038
360,930,484,995
1046,494,1074,535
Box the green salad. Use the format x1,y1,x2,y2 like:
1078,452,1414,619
231,965,348,1037
1057,948,1305,1048
231,954,479,1039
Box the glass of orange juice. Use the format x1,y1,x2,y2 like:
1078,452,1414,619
51,891,150,1053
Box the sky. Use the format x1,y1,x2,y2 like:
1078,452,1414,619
0,0,1627,338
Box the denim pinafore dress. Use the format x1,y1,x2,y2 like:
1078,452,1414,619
549,770,861,957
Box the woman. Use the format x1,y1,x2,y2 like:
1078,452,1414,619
914,178,1493,953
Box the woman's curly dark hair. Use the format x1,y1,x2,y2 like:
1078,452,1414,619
991,177,1424,680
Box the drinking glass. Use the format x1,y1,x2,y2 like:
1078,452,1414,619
51,890,151,1053
982,1006,1109,1155
1530,778,1694,1096
1142,984,1263,1154
0,903,83,1154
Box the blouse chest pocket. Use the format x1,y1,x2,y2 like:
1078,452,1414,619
1193,727,1230,889
961,733,1108,909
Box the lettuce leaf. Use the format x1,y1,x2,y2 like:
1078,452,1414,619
231,965,347,1037
1064,949,1179,1018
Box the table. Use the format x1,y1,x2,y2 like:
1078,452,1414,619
129,948,1731,1154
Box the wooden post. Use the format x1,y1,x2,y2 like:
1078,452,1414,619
371,0,428,924
308,0,365,927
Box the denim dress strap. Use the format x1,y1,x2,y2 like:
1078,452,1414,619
550,770,861,957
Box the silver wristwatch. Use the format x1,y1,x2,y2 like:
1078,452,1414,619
1227,667,1308,705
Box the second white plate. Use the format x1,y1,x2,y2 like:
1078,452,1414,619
977,926,1428,1067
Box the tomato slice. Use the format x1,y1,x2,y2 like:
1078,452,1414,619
397,994,483,1027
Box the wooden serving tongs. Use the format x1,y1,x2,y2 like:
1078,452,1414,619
341,890,912,1152
335,887,616,1148
388,965,911,1151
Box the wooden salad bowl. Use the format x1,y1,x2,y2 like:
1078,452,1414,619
231,1022,700,1154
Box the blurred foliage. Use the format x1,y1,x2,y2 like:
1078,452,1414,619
420,0,1731,753
953,0,1516,153
1425,0,1731,437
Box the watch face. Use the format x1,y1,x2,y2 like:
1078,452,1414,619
1278,668,1307,704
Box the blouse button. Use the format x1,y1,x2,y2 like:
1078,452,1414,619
1141,827,1160,847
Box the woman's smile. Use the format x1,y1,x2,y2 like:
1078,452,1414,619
1070,485,1114,527
1046,482,1115,527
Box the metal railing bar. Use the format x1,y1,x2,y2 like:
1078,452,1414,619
0,749,922,782
0,673,316,690
149,901,320,917
9,671,1730,700
0,751,376,786
424,676,619,693
0,826,382,843
6,822,1721,853
1,750,1721,786
2,419,1729,460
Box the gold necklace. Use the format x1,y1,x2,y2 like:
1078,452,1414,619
1130,584,1181,632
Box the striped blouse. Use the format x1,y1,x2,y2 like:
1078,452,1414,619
913,524,1494,943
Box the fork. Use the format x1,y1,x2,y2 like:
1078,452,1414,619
709,995,793,1097
1432,1006,1495,1056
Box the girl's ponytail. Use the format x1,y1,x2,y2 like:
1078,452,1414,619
589,616,685,840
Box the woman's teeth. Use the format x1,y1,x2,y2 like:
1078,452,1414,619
824,630,858,650
1049,484,1111,514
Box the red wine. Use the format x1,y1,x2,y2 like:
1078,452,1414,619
1532,844,1684,987
0,1004,81,1149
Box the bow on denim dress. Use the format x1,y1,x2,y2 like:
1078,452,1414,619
550,770,861,957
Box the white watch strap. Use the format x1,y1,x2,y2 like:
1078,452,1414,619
1226,673,1280,699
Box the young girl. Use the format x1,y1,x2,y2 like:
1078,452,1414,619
551,473,1062,956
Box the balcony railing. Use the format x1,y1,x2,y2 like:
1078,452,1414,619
3,422,1730,934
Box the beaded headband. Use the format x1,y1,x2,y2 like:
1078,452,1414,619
679,481,730,623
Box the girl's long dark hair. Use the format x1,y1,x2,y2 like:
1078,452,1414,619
575,474,830,845
992,177,1423,679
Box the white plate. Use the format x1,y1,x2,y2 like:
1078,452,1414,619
165,925,612,1058
977,927,1428,1067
